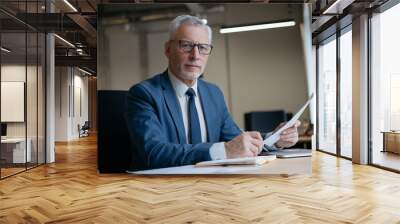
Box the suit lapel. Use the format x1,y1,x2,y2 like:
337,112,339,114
160,72,187,144
198,80,214,142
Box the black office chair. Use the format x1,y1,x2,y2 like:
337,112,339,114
98,90,134,173
78,121,90,138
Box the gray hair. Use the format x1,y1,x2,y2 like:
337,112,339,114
169,15,212,43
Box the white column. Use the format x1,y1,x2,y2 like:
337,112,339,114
352,14,369,164
46,33,55,163
45,1,56,163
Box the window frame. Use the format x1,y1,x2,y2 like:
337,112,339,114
315,21,353,161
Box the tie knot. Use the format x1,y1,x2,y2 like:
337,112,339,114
186,88,196,97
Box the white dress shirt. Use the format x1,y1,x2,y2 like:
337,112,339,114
168,71,226,160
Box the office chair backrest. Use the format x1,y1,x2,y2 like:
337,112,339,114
1,123,7,137
82,121,89,130
244,110,287,133
98,90,133,173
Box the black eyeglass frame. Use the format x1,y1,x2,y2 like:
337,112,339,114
171,39,214,55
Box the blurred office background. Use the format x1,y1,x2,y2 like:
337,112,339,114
97,4,312,130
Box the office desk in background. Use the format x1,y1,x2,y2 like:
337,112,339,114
382,131,400,154
131,156,312,175
1,138,31,164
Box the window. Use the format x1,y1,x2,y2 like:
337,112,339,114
317,37,337,154
339,29,352,158
371,2,400,171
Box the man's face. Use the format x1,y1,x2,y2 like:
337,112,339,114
165,24,210,83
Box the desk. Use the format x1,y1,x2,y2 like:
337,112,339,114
382,131,400,154
131,157,312,175
1,138,31,163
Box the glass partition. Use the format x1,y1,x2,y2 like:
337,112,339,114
38,32,45,165
0,1,46,179
27,30,38,169
1,28,28,178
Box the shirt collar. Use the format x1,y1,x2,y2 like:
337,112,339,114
168,69,198,98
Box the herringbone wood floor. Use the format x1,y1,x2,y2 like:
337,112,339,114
1,135,400,223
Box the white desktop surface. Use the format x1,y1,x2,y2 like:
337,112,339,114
1,137,32,163
1,138,26,144
130,156,312,175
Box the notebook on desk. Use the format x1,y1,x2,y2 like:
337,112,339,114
195,155,276,167
260,149,312,158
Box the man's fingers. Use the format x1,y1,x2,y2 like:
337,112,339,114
280,132,298,141
247,131,263,140
281,130,298,137
243,140,258,156
243,134,262,155
248,137,263,148
282,123,300,134
280,120,301,134
275,120,300,148
248,144,259,156
282,128,296,135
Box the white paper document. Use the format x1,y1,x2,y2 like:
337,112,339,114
195,155,276,167
128,156,312,175
130,165,263,175
264,93,314,146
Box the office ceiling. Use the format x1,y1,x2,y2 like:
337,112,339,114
0,0,391,75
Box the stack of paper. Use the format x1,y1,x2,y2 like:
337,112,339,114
195,155,276,167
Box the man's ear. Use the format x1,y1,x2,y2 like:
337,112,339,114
164,41,170,57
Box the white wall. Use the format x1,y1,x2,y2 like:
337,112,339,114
1,65,43,137
98,25,145,91
98,4,310,128
55,67,89,141
55,67,69,141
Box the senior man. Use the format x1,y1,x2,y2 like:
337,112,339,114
126,15,300,170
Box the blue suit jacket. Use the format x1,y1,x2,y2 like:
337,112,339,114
126,71,241,170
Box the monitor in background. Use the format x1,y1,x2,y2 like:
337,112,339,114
1,123,7,138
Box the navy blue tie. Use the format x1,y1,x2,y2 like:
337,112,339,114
186,88,202,144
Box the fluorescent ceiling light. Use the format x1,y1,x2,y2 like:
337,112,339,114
323,0,342,14
63,0,78,12
1,47,11,53
322,0,353,14
54,34,75,48
220,21,296,34
78,67,93,76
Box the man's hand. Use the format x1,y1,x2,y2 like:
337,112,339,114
275,120,301,148
225,131,263,159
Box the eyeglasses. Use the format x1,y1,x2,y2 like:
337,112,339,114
173,39,213,55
